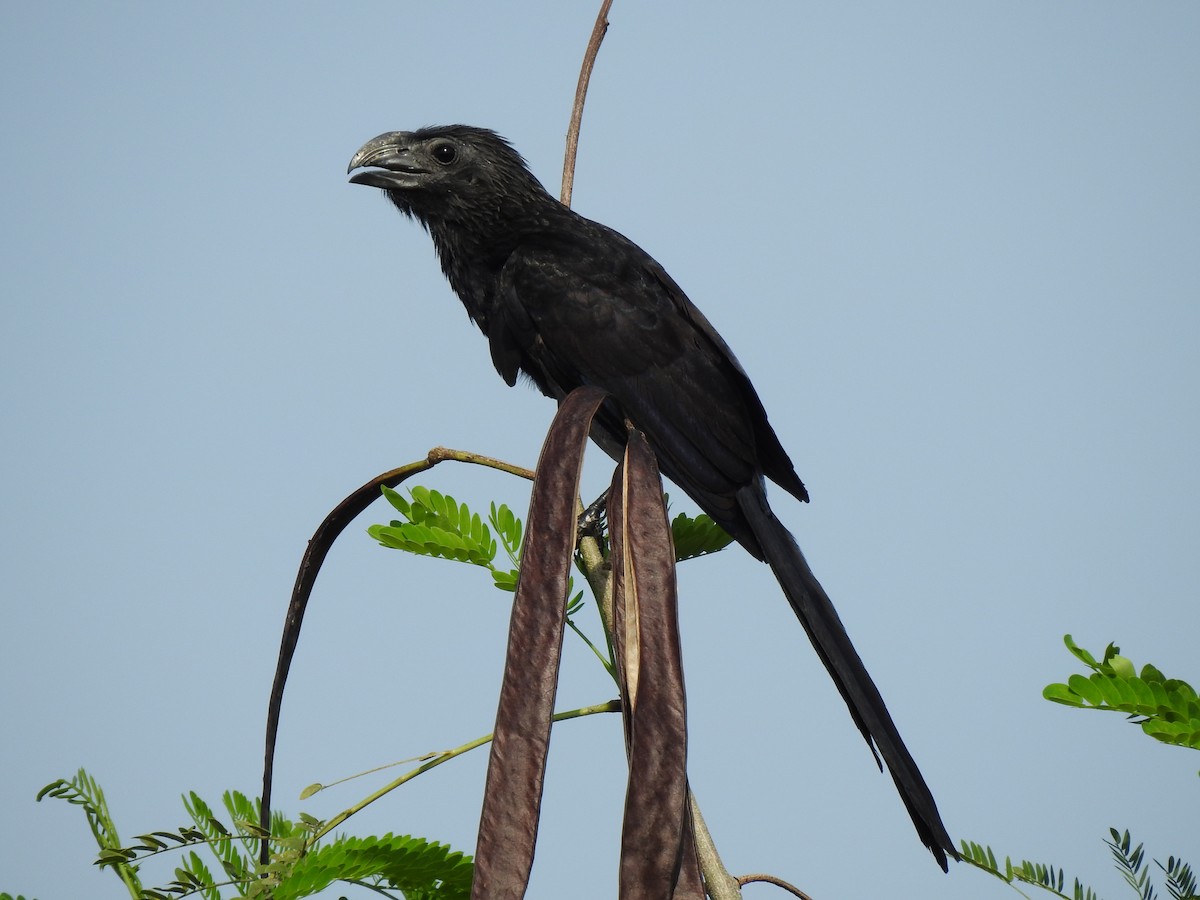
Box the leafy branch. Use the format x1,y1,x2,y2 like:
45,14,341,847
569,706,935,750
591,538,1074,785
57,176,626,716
964,637,1199,900
37,771,474,900
962,830,1198,900
960,839,1102,900
1043,635,1200,757
36,769,143,897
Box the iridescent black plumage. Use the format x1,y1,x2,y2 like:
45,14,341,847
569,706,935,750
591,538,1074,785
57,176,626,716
349,125,955,868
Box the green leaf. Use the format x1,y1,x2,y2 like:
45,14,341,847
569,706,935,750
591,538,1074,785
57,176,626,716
372,486,501,571
1100,642,1123,666
271,832,473,900
1109,654,1136,679
1142,716,1200,748
95,848,135,866
1047,636,1200,755
381,484,410,515
1043,683,1084,706
1063,634,1099,668
492,569,519,592
489,501,524,568
1141,663,1166,683
1068,673,1103,706
1096,674,1132,708
36,780,69,802
670,511,735,561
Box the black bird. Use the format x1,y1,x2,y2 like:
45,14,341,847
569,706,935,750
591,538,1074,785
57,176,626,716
348,125,956,868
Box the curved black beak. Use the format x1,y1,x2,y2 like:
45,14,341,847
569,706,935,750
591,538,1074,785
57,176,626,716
348,132,427,190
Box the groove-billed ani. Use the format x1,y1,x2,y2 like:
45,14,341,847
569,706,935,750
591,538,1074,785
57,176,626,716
348,125,955,868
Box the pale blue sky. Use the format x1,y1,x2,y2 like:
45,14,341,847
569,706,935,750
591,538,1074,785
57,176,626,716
2,3,1197,899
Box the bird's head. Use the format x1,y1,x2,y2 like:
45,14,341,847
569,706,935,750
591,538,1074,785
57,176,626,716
348,125,549,226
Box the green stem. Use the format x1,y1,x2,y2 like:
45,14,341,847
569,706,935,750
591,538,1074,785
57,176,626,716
309,700,620,844
426,446,536,481
567,616,618,683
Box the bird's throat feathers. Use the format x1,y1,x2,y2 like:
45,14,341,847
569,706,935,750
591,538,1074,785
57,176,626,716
394,189,573,321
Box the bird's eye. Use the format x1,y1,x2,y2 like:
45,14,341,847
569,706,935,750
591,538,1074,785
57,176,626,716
430,142,458,165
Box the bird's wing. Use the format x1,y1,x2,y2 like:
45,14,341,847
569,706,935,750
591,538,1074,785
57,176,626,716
492,224,805,540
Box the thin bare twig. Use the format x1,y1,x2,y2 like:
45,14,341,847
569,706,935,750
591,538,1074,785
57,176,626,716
311,700,620,844
738,873,816,899
260,447,535,864
561,0,614,207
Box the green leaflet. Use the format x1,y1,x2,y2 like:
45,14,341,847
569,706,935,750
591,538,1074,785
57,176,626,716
272,833,472,900
39,770,474,900
371,486,501,568
670,510,735,561
376,486,732,571
960,837,1103,900
1043,635,1200,755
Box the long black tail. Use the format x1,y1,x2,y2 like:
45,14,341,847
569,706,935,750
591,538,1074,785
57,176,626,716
736,485,956,870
